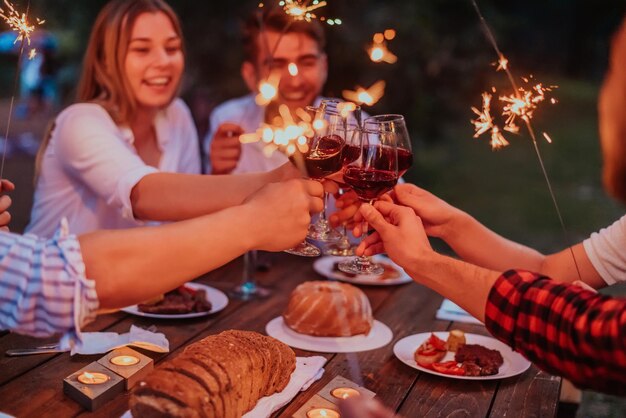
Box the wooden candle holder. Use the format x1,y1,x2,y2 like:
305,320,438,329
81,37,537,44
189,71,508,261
63,362,124,411
292,375,377,418
97,347,153,389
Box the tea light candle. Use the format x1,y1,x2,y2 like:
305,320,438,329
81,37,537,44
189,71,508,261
77,371,110,385
306,408,340,418
98,347,153,389
64,362,124,411
331,387,361,400
110,355,140,366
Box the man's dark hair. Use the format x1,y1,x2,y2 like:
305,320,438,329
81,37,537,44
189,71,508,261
242,8,326,63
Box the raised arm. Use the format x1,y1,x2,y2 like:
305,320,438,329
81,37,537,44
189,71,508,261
129,162,297,221
391,184,604,288
83,179,323,309
357,202,626,395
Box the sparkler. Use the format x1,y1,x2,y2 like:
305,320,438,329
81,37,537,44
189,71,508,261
0,0,43,178
470,0,582,279
368,29,397,64
342,80,385,107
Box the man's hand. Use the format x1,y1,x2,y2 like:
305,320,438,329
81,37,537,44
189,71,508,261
0,179,15,231
210,123,244,175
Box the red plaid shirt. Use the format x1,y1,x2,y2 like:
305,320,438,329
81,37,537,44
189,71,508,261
485,269,626,395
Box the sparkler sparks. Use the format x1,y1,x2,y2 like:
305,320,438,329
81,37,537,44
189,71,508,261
342,80,385,107
0,0,43,45
470,0,582,281
471,77,557,149
278,0,340,25
0,0,44,179
28,47,36,59
368,29,397,64
288,62,298,76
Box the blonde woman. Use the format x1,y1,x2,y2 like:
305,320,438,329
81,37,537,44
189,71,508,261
27,0,296,237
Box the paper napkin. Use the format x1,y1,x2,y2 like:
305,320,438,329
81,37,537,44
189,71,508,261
435,299,483,325
66,325,169,355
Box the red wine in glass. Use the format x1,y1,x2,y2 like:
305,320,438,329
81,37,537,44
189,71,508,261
372,146,413,176
343,167,399,201
302,134,344,179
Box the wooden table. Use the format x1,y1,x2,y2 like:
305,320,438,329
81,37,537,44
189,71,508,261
0,253,561,417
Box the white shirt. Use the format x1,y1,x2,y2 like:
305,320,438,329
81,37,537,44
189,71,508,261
27,99,200,237
204,94,325,174
583,215,626,286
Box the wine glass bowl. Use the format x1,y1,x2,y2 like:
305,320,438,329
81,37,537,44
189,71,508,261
338,117,401,275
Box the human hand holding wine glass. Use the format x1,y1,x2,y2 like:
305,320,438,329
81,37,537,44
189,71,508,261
338,118,400,275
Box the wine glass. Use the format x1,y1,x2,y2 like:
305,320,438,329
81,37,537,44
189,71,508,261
230,250,271,300
338,117,400,275
325,122,362,256
306,99,358,242
366,114,413,176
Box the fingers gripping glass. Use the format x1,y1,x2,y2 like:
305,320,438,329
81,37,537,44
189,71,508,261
338,117,400,275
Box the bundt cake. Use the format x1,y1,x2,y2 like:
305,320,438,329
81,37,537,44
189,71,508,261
283,281,373,337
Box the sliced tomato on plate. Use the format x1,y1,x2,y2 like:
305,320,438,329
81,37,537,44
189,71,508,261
432,361,466,376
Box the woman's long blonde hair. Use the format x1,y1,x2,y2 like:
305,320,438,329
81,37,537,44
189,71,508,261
35,0,184,180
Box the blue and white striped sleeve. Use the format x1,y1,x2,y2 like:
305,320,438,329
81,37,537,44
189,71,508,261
0,219,99,342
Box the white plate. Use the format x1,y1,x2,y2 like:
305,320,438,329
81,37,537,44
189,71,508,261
313,255,412,286
121,283,229,319
266,316,392,353
393,332,531,380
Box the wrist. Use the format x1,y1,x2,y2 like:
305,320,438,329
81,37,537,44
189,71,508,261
440,209,471,242
230,204,260,252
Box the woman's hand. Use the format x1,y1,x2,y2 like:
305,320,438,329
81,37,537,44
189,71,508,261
356,201,433,271
0,179,15,231
391,184,464,239
244,179,324,252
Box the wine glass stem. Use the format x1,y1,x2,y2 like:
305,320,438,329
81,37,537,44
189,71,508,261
357,200,373,264
241,250,257,293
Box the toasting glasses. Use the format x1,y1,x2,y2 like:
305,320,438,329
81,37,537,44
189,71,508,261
338,115,403,275
306,99,361,242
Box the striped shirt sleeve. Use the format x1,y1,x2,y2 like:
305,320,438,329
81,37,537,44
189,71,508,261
0,219,99,343
485,269,626,396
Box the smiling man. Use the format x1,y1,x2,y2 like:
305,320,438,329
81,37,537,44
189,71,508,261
204,8,329,174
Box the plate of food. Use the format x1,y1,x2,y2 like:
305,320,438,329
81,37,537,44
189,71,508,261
121,283,228,319
393,330,531,380
313,255,412,286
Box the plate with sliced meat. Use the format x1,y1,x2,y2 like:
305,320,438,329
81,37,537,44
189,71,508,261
121,283,228,319
393,331,531,380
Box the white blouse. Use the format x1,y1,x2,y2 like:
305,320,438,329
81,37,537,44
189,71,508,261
26,99,200,237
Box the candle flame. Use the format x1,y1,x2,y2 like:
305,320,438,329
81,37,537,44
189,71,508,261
84,372,94,379
342,80,385,107
288,62,298,76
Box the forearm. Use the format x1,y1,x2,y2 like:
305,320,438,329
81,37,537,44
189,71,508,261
405,252,501,322
79,205,256,309
130,172,273,221
485,270,626,395
443,211,545,272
